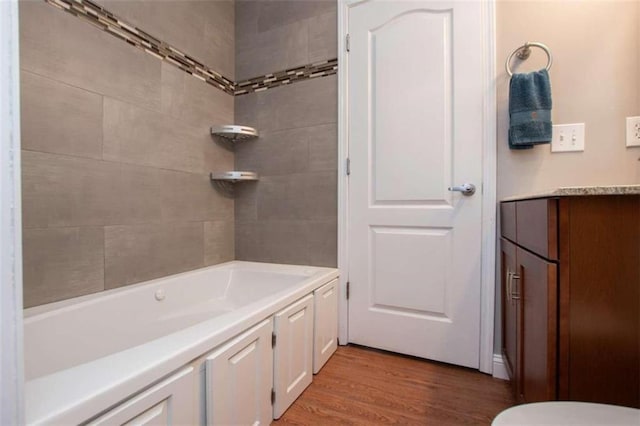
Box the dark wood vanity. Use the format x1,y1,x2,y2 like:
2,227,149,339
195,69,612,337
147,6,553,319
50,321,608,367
500,192,639,408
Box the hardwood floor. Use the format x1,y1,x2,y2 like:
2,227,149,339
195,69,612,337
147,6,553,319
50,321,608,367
275,345,515,425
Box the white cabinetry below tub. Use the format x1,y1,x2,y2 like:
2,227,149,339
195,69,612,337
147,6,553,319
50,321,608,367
273,294,314,419
313,279,338,374
87,366,196,425
205,319,273,426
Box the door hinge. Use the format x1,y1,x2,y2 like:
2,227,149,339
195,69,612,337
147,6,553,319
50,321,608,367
346,34,350,52
346,281,350,300
346,157,351,176
271,389,276,405
271,332,276,348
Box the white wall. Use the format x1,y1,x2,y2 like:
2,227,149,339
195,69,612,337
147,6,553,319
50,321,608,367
497,0,640,201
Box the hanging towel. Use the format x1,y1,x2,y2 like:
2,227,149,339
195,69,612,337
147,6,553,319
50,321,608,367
508,69,552,149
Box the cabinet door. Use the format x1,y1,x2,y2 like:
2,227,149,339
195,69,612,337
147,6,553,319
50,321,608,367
500,238,518,393
313,279,338,374
273,294,314,419
517,247,557,402
87,366,196,425
205,319,273,426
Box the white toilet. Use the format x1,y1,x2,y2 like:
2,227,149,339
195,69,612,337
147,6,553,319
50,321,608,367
492,402,640,425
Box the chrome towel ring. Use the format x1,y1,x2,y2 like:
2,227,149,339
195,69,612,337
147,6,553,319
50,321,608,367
506,41,553,77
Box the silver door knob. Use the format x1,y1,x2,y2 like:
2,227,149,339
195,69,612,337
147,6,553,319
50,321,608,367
448,183,476,196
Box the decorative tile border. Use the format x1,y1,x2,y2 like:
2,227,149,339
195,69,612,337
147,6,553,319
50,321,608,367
44,0,338,96
234,59,338,96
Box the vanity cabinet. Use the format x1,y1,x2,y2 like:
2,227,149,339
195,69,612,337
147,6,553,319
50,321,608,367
500,195,639,408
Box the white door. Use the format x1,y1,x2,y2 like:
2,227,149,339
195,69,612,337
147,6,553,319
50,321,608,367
347,0,484,368
205,319,273,426
273,294,314,419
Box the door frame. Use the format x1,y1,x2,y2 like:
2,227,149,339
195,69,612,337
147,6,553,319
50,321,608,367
0,0,24,422
337,0,497,374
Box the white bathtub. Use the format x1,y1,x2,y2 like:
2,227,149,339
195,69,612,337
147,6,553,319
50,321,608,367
24,261,339,425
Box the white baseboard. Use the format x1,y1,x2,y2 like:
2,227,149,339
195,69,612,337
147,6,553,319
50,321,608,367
492,353,509,380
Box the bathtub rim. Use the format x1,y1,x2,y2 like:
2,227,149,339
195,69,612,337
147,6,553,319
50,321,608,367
24,261,339,425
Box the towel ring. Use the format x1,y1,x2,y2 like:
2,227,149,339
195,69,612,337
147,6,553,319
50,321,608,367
505,42,553,77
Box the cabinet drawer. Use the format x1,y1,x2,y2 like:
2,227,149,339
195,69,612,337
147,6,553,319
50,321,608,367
500,202,517,242
515,198,558,260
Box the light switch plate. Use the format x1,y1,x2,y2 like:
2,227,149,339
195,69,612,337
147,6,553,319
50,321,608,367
626,116,640,147
551,123,585,153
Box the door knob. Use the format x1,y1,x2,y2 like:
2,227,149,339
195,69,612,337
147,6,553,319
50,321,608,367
448,183,476,196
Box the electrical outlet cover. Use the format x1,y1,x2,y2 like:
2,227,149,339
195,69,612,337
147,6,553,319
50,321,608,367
551,123,585,153
626,116,640,147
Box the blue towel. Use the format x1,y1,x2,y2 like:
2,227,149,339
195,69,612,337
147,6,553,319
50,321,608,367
508,69,552,149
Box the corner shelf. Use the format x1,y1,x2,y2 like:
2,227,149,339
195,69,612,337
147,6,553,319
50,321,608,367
209,171,259,183
210,125,258,143
210,171,259,195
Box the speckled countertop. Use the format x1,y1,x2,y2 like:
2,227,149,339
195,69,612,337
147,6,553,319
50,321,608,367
501,185,640,202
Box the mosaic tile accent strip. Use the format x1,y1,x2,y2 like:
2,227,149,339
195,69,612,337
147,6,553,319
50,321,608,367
234,59,338,96
44,0,339,97
44,0,236,94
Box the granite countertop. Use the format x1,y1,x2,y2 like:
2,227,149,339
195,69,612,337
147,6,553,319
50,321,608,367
501,185,640,202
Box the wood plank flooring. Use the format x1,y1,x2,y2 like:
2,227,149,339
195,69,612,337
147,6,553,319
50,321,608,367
274,345,515,425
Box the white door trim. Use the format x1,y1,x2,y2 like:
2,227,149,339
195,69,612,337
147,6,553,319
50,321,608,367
337,0,497,374
0,0,24,423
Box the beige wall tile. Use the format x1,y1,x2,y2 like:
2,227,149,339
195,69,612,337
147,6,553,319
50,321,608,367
23,227,104,308
103,97,210,174
260,76,337,131
21,71,103,159
308,10,337,63
256,0,335,33
104,222,204,289
161,63,234,129
256,171,336,221
307,123,337,172
98,0,235,79
236,76,337,132
19,0,161,111
235,220,310,265
160,171,234,223
22,151,167,228
307,219,337,267
22,151,117,228
236,20,308,80
204,221,235,266
234,184,258,223
235,127,310,176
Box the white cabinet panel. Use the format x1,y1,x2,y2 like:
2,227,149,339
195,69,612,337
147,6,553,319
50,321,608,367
87,366,196,426
205,319,273,426
273,294,314,419
313,279,338,374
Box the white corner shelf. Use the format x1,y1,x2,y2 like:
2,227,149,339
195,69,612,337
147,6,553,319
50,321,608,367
210,125,258,142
